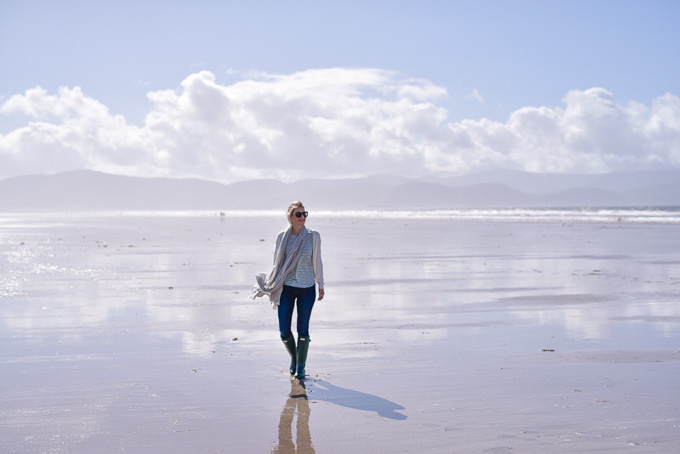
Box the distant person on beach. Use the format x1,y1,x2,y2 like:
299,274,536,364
251,201,324,379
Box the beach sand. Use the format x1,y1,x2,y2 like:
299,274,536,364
1,212,679,453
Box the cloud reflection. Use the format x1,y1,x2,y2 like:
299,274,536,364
1,214,678,355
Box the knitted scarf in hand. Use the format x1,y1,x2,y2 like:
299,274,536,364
251,226,308,308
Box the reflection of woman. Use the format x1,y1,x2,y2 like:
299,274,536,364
252,201,324,378
272,381,315,454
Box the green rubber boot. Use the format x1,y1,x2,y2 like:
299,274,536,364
281,335,297,375
296,337,310,379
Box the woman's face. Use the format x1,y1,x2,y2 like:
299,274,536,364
290,207,307,228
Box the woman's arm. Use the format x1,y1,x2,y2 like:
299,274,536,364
312,231,324,300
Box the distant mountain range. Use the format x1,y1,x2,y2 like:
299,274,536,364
0,169,678,211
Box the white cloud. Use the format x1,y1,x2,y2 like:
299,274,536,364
469,88,485,103
1,69,679,182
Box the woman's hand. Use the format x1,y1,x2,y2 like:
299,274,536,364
318,289,325,301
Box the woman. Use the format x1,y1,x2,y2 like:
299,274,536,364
251,201,324,379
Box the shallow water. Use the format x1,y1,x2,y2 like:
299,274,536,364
1,212,678,453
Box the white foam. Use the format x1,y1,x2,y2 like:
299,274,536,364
313,207,680,223
2,207,679,223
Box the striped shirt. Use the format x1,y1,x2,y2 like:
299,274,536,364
283,231,315,288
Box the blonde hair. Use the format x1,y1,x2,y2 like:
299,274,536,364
286,200,305,224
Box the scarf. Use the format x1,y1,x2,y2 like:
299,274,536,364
251,226,308,309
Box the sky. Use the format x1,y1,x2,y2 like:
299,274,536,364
1,0,679,183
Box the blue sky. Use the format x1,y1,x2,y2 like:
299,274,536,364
1,0,679,182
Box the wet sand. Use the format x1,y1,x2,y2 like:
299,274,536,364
1,212,679,453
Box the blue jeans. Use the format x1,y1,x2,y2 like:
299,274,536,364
278,285,316,339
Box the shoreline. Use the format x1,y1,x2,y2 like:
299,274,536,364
1,206,680,225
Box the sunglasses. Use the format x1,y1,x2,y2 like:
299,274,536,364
294,211,309,218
